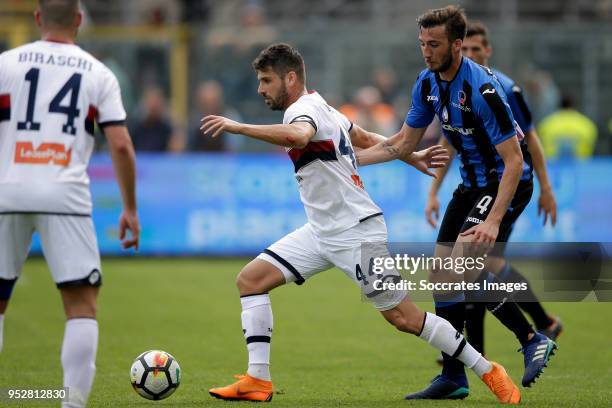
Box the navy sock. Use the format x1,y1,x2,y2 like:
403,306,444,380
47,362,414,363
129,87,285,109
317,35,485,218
473,271,534,346
499,263,553,330
465,302,486,355
434,299,467,384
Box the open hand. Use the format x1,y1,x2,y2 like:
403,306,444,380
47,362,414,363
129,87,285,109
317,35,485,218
405,144,450,177
200,115,242,138
460,219,499,253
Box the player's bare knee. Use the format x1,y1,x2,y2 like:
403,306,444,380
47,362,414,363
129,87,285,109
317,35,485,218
390,315,419,334
383,299,425,334
383,306,422,335
236,268,265,296
60,286,98,319
235,271,254,294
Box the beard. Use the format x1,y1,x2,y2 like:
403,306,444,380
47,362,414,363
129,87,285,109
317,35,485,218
265,84,290,111
431,46,454,73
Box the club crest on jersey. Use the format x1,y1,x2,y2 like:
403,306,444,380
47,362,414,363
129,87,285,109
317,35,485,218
14,142,72,166
458,90,467,105
442,106,449,123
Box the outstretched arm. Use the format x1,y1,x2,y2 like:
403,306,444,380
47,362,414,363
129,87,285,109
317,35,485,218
350,123,449,175
354,123,427,166
349,123,387,149
200,115,316,149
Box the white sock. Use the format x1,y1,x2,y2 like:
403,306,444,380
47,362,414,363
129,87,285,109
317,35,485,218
0,314,4,353
419,312,492,377
241,294,272,381
61,318,98,408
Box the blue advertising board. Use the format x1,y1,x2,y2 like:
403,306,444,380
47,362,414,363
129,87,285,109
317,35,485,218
30,154,612,255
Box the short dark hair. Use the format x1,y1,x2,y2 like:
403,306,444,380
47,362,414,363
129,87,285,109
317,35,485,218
39,0,79,29
466,21,489,47
252,43,305,82
417,5,467,43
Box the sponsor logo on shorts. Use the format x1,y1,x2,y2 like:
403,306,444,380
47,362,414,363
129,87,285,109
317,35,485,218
88,269,101,285
467,216,484,224
14,142,72,166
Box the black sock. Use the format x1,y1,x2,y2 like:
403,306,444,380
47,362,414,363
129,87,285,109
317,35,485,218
465,302,486,355
434,301,467,379
499,263,553,330
477,271,534,346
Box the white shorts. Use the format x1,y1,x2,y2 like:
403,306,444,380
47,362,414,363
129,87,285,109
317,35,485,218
257,216,407,311
0,214,102,287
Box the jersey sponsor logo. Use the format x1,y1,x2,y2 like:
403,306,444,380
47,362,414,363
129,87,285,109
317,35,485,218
482,88,496,95
452,90,471,112
427,95,438,102
441,124,474,135
451,101,472,112
14,141,72,166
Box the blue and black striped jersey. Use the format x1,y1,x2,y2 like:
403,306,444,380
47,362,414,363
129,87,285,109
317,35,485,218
491,68,534,133
405,57,532,188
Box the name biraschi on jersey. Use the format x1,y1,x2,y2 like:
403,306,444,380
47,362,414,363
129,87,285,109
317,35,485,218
18,51,93,72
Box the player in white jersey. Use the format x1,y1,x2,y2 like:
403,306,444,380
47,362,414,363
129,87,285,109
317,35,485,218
201,43,521,404
0,1,139,407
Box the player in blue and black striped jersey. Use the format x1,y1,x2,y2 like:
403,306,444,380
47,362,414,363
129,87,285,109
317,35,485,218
425,21,563,373
355,6,558,401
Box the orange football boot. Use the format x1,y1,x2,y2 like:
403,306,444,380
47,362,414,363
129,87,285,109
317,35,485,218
209,374,273,402
481,362,521,404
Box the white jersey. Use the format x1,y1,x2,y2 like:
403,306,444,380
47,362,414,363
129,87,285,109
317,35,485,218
0,40,126,215
283,92,382,236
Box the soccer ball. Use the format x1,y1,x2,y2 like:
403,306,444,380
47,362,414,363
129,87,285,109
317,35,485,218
130,350,181,400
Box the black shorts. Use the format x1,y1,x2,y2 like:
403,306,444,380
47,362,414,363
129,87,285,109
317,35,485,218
436,179,533,244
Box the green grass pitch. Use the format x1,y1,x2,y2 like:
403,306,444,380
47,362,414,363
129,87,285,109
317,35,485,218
1,258,611,407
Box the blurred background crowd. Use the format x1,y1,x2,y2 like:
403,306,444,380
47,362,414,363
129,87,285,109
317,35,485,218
1,0,611,157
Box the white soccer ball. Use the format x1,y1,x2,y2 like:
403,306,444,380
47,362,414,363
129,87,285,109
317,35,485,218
130,350,181,400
